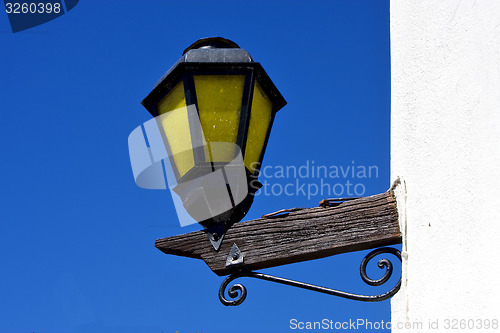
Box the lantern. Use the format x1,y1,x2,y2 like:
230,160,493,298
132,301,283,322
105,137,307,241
141,37,286,250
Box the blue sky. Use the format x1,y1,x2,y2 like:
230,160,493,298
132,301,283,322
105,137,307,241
0,1,396,332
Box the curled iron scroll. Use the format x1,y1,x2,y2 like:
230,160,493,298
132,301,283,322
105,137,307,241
219,247,402,306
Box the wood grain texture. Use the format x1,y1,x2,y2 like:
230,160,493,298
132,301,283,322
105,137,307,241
155,190,401,276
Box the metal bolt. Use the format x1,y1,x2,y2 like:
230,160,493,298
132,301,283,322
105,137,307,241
212,233,219,241
232,252,239,260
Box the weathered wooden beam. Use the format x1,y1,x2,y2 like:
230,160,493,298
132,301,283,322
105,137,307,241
155,190,401,276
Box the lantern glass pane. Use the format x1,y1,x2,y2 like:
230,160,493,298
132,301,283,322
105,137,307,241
244,82,273,173
194,75,245,162
157,81,194,178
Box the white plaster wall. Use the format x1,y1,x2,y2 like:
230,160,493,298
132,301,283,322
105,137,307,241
390,1,500,332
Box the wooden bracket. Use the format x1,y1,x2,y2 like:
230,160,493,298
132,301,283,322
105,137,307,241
155,189,401,276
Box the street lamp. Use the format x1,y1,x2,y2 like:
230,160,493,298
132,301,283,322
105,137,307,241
141,37,286,250
135,38,402,306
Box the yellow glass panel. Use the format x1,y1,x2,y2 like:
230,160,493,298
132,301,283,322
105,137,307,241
157,82,194,178
194,75,245,162
244,82,273,173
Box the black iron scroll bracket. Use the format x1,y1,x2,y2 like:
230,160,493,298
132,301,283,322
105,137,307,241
219,245,402,306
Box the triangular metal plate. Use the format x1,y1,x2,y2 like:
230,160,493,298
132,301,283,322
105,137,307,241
207,224,226,251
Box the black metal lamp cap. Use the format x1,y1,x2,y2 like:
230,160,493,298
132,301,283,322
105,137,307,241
183,37,241,55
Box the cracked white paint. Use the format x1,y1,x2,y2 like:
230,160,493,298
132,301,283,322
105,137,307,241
390,1,500,331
